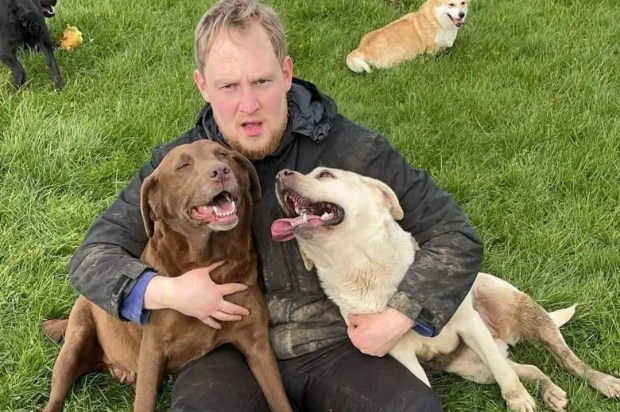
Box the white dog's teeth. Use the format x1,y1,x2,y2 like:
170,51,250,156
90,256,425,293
231,201,236,212
321,212,332,220
302,212,307,222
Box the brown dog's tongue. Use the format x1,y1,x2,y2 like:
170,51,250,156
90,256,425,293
192,206,214,222
271,215,321,242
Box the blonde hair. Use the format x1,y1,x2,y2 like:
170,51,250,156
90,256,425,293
194,0,287,71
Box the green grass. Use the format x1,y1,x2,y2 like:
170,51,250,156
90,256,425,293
1,0,618,410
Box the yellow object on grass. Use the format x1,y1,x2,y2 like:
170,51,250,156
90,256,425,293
60,25,83,51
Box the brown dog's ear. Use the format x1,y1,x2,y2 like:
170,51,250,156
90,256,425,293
364,177,404,220
232,152,261,202
140,172,160,238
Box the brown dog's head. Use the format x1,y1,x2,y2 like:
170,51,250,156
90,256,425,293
140,140,260,238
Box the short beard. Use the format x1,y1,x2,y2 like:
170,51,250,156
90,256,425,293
225,120,287,161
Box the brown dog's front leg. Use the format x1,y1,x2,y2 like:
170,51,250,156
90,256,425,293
134,333,165,412
235,332,292,412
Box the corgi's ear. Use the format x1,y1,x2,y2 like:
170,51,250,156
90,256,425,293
363,176,404,220
298,244,314,272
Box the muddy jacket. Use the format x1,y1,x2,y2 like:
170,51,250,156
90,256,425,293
69,78,483,359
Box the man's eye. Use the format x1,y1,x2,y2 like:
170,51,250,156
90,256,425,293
318,170,333,179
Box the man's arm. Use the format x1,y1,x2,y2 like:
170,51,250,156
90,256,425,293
363,135,483,334
68,156,159,318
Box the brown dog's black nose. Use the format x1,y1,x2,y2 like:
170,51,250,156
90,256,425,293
209,164,230,181
276,169,295,182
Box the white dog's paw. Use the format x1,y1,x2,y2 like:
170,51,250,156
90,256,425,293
542,384,568,412
591,373,620,398
505,390,537,412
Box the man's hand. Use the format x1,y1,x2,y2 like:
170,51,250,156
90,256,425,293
347,308,414,357
144,261,250,329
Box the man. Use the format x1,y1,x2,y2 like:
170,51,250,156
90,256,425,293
69,0,483,410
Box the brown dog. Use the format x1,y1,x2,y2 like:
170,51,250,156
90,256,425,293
42,140,292,412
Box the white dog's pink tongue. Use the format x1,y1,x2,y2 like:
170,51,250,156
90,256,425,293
271,215,321,242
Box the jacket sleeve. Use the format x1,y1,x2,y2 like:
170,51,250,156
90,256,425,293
361,135,483,335
68,149,166,318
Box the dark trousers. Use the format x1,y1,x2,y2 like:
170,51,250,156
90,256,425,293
170,340,443,412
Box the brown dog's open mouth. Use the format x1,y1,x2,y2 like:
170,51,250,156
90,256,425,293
271,190,344,242
190,191,238,227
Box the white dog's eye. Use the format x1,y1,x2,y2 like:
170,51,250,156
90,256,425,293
317,170,334,179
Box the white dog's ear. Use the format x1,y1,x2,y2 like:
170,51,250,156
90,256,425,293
298,244,315,271
364,177,404,220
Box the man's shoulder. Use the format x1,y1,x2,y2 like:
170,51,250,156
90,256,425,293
315,114,390,172
328,114,386,149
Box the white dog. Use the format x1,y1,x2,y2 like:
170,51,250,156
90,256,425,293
271,167,620,412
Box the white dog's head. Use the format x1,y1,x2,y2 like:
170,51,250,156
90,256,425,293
271,167,403,244
434,0,470,27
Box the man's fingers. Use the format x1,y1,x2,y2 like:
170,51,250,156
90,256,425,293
211,310,242,322
203,316,221,329
205,260,226,272
219,282,248,296
219,299,250,317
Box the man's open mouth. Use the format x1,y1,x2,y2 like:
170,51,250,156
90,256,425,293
41,5,55,18
448,14,465,27
271,190,344,242
190,191,238,227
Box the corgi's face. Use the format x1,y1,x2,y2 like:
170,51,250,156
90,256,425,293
435,0,470,27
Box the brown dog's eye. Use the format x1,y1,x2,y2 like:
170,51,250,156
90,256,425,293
176,162,191,171
317,170,334,179
216,151,228,160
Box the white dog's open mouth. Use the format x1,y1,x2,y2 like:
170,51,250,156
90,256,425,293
271,190,344,242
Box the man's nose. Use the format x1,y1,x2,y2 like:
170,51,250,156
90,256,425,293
239,88,259,113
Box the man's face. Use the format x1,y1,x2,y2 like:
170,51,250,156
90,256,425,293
194,22,293,160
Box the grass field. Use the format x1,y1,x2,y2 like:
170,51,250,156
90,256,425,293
1,0,619,410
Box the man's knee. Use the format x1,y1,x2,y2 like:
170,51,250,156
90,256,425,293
403,385,443,412
169,345,270,412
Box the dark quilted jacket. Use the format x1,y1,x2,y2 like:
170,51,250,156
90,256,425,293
69,78,483,359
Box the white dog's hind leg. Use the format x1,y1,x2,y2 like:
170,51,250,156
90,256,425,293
445,348,568,412
457,309,536,412
388,331,431,387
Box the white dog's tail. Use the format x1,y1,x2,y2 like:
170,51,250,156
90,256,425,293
346,50,372,73
548,304,577,328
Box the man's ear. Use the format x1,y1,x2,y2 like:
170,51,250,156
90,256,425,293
282,56,294,91
193,69,210,103
233,152,261,202
364,177,404,220
140,172,160,238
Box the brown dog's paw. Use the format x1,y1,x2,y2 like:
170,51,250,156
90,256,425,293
42,319,68,342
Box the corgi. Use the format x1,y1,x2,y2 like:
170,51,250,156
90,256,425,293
346,0,470,73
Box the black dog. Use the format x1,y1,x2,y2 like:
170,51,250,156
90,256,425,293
0,0,63,90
